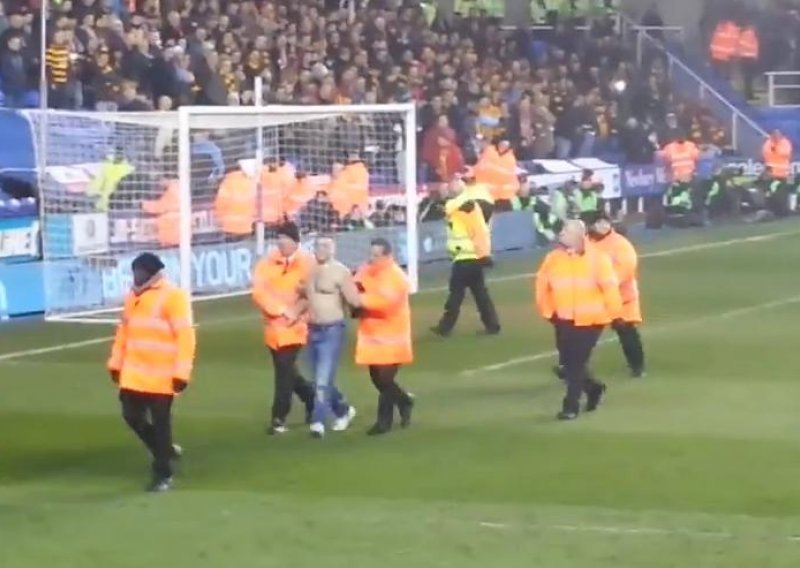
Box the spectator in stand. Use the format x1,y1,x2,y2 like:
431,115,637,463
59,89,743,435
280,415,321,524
421,115,464,183
1,35,30,107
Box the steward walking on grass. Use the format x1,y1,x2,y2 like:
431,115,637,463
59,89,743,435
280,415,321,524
251,222,316,435
588,212,645,377
535,220,622,420
353,238,415,436
107,253,196,492
431,171,501,337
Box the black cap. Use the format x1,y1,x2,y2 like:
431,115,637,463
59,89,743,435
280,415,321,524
131,252,165,277
276,221,300,243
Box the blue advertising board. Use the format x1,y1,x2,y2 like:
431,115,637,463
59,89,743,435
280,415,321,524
0,261,45,318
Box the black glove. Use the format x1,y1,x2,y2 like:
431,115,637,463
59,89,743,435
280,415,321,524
110,370,120,384
355,282,365,293
350,307,364,318
459,200,476,213
479,256,494,268
172,378,188,394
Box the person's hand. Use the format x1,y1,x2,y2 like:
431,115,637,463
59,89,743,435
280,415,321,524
350,307,364,319
172,379,188,394
283,306,301,325
355,282,365,293
109,370,120,384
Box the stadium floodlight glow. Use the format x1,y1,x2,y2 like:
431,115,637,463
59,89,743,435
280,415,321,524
27,102,418,324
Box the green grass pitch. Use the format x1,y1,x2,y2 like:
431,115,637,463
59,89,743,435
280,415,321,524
4,221,800,567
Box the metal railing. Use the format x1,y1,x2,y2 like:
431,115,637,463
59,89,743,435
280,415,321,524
766,72,800,108
621,17,767,158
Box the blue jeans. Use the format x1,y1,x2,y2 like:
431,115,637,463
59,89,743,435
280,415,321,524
308,321,350,425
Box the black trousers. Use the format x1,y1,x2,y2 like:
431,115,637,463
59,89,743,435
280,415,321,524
612,320,645,373
437,259,500,334
553,319,604,414
120,389,174,479
269,345,315,424
369,365,411,427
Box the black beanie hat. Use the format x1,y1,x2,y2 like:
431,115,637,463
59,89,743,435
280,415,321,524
276,221,301,243
131,252,165,277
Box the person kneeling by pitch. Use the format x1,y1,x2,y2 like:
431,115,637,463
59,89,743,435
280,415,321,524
107,253,196,491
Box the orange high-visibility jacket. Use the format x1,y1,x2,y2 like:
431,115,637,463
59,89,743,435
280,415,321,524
284,177,317,217
709,20,740,62
107,279,196,395
327,173,351,217
535,242,622,326
142,180,180,246
252,249,313,349
259,164,294,224
763,137,793,179
475,145,519,201
214,170,255,235
738,27,759,60
590,231,642,324
354,258,413,366
661,141,700,183
340,161,370,214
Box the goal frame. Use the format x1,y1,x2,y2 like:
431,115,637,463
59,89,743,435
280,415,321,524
42,102,418,324
176,102,419,298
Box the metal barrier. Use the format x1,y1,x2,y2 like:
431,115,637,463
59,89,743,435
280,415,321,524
621,18,767,158
766,72,800,108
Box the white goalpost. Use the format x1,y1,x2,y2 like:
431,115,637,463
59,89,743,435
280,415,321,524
28,102,418,324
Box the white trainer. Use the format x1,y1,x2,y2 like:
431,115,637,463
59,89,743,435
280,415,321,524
332,406,357,432
309,422,325,438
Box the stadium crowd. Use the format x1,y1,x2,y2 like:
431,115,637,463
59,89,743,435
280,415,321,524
0,0,732,175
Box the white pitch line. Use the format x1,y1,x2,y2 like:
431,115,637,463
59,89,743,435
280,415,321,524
0,229,795,365
462,293,800,376
477,520,800,542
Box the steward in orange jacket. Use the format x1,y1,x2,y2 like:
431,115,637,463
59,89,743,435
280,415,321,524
260,159,294,225
535,219,622,420
475,139,520,209
353,237,415,435
142,180,180,246
251,221,315,433
107,252,196,492
214,168,255,236
762,130,793,180
588,212,645,378
661,138,700,183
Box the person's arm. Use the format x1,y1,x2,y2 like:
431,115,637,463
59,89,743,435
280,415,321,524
360,268,408,315
534,253,555,320
107,298,130,382
338,265,363,308
596,253,623,319
251,261,288,318
166,288,196,391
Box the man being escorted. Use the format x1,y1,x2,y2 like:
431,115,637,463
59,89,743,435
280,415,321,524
251,222,316,435
305,236,360,438
107,253,196,492
588,212,645,377
353,238,415,436
535,220,622,420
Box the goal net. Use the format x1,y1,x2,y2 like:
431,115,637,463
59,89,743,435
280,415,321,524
26,104,418,323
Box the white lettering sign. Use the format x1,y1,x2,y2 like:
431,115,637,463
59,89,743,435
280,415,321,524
0,222,39,259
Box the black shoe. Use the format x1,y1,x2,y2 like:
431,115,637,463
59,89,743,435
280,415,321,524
268,420,289,435
147,476,173,492
552,365,566,380
367,423,392,436
556,411,578,421
630,368,646,379
477,327,501,336
398,395,415,429
430,326,451,338
586,384,607,412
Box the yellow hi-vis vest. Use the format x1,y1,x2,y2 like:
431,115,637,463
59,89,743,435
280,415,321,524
445,200,491,262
